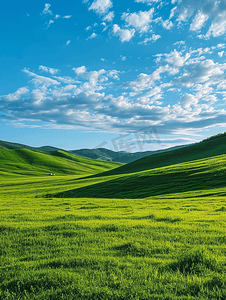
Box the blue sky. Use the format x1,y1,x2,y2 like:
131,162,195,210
1,0,226,151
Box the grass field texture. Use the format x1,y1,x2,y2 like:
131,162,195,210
0,135,226,299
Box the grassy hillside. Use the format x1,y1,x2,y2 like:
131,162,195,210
54,153,226,199
52,132,226,199
99,132,226,176
0,148,122,177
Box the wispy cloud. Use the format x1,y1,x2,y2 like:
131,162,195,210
39,65,59,75
103,11,114,22
87,32,98,40
139,34,161,44
41,3,52,15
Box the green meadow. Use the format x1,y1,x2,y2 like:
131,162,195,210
1,134,226,299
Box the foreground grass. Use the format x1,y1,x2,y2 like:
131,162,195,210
1,173,226,299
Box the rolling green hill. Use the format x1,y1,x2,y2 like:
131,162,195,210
97,132,226,176
0,148,122,177
59,154,226,199
53,132,226,199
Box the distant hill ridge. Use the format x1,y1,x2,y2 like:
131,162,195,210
0,132,225,166
0,139,190,163
0,140,63,153
70,145,189,163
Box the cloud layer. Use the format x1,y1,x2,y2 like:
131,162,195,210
1,43,226,136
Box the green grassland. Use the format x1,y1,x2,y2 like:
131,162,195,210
1,135,226,299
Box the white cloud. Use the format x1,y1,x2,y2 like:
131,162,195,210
4,87,29,102
2,45,226,135
122,9,154,33
108,70,120,80
169,6,177,20
23,69,60,87
113,24,135,42
181,93,199,109
87,32,97,40
53,76,79,84
85,25,92,31
63,15,72,19
139,34,161,44
73,66,87,75
190,11,209,31
173,40,185,46
66,40,71,46
217,43,225,49
135,0,162,4
205,11,226,38
161,19,173,30
103,11,114,22
46,20,54,28
41,3,52,15
89,0,113,15
176,0,226,39
120,55,126,61
39,65,59,75
159,50,190,68
218,51,224,57
173,59,226,87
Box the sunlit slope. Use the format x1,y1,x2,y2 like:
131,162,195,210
55,154,226,199
99,132,226,176
0,148,122,177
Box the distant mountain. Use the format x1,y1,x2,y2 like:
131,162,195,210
69,145,190,164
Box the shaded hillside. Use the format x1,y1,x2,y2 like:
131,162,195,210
54,154,226,199
96,132,226,176
52,132,226,200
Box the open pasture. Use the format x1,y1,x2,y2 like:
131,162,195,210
1,162,226,299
